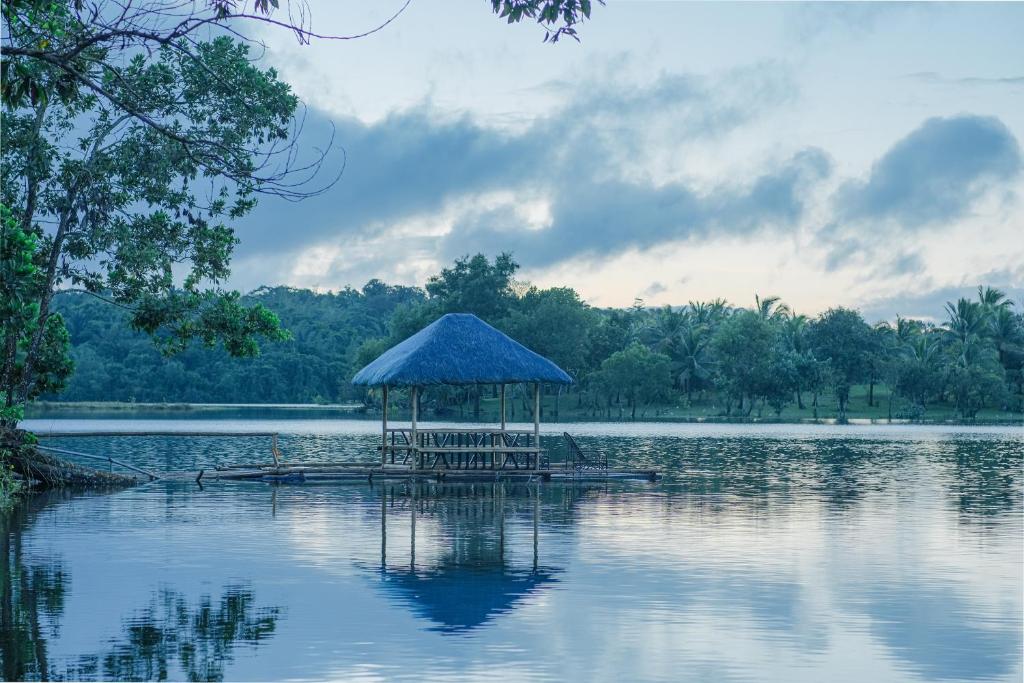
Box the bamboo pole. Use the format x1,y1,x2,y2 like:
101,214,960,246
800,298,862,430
533,482,539,571
381,385,389,467
34,444,159,480
410,385,419,470
499,383,506,431
533,382,541,471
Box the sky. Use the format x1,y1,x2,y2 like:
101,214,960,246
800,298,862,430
227,1,1024,321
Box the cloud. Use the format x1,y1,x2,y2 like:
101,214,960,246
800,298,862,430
642,281,667,298
440,148,830,268
869,251,927,280
858,266,1024,322
905,72,1024,87
230,65,804,287
833,115,1021,229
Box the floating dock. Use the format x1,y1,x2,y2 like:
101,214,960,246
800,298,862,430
175,462,660,484
35,430,662,485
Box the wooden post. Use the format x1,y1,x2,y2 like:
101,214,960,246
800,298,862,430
381,385,389,467
532,482,539,571
410,385,419,469
499,383,506,431
499,383,506,467
403,485,411,573
533,382,541,470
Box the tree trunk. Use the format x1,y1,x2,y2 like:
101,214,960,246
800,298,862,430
15,117,111,407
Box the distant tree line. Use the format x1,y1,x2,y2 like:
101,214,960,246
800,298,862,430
42,254,1023,421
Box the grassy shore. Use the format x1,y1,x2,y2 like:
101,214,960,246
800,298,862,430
26,385,1024,425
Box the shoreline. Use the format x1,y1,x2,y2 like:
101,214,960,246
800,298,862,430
24,401,1024,427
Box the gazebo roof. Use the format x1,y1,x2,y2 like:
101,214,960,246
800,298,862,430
351,313,573,387
376,566,560,633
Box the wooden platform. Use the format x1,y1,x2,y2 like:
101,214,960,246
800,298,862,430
164,463,660,484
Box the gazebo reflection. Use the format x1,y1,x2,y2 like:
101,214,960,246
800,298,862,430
367,482,576,633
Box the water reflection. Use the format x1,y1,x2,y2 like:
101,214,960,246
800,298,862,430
857,581,1019,682
351,482,618,635
69,586,281,682
1,492,283,682
3,421,1022,682
1,490,72,682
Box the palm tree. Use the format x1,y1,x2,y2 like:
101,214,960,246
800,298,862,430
781,312,808,352
677,320,713,404
754,294,790,322
781,312,810,408
893,315,925,345
988,306,1024,367
977,286,1014,312
944,298,989,358
688,298,730,327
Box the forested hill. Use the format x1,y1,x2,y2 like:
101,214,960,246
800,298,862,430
46,255,1023,421
50,282,424,404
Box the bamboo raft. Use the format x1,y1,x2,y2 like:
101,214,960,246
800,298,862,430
173,463,661,484
34,430,661,485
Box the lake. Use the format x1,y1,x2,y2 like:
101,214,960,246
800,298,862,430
4,415,1022,682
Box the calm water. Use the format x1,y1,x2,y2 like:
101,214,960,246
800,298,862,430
4,415,1022,682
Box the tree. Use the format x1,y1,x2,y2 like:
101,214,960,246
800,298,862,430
490,1,604,43
943,298,990,361
886,331,943,418
754,293,790,322
942,298,1008,419
947,352,1007,420
710,310,776,416
807,307,872,421
424,253,519,322
1,37,300,421
505,286,595,377
1,2,602,425
0,204,73,421
677,317,714,405
594,342,672,419
2,1,602,110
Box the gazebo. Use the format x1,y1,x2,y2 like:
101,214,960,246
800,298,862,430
352,313,573,471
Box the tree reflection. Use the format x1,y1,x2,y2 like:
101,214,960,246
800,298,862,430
948,440,1022,522
71,586,281,682
1,490,73,682
1,491,282,682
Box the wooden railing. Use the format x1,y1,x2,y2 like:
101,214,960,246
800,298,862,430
381,428,543,470
562,432,608,474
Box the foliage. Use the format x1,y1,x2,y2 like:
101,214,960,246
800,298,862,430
425,252,520,322
593,343,673,419
3,0,599,113
1,202,74,421
0,33,306,421
807,308,873,421
490,0,604,42
710,310,778,415
26,252,1024,423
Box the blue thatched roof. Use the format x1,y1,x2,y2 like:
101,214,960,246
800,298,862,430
351,313,573,387
377,566,560,633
